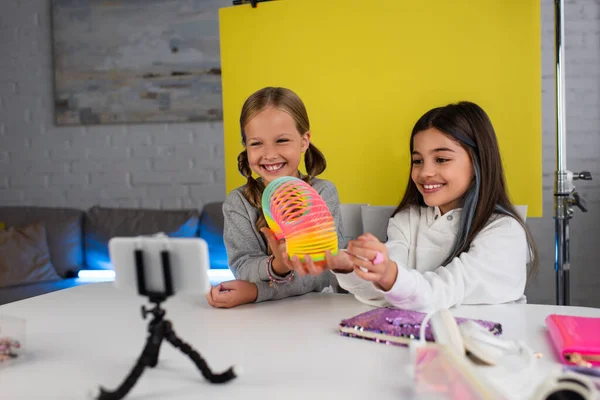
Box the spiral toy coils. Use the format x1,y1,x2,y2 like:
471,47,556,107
262,176,338,262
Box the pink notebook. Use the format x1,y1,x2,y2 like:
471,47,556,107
546,314,600,367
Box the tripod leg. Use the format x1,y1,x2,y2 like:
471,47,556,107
146,320,163,368
162,320,237,384
96,322,166,400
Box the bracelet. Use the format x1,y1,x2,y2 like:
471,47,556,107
266,255,294,286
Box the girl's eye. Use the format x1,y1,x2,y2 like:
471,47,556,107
411,159,423,165
249,142,261,147
277,139,289,143
436,158,450,164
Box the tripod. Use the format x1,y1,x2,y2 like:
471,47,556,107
95,249,237,400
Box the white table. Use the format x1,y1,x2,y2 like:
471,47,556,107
1,282,599,400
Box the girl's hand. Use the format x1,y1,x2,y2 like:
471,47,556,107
288,249,354,276
205,280,258,308
260,228,292,275
346,233,398,291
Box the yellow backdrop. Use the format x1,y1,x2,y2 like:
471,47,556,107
219,0,542,216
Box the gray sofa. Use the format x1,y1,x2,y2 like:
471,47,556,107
0,203,226,305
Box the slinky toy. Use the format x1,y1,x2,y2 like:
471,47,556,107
262,176,338,262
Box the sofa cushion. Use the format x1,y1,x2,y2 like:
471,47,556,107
0,207,84,277
340,203,367,244
84,206,200,269
361,205,396,242
0,222,62,289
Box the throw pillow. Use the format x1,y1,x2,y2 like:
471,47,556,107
0,207,85,278
0,222,62,289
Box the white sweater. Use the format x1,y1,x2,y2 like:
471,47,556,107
334,205,528,312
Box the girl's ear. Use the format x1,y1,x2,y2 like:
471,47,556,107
301,131,311,152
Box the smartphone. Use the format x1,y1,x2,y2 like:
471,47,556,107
109,237,211,298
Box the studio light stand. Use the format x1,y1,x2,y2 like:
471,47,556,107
94,249,237,400
553,0,592,306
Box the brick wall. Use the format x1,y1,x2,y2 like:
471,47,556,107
0,0,230,210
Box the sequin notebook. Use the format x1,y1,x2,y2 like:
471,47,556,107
339,308,502,346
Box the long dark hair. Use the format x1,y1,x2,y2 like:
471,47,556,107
393,101,538,277
237,87,327,242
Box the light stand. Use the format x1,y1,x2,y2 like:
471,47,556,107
553,0,592,306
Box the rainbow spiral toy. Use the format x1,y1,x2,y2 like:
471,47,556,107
262,176,338,262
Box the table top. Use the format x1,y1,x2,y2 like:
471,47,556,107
1,282,599,400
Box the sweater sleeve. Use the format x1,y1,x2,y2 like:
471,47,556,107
333,210,411,306
222,189,331,303
383,216,528,312
222,191,270,283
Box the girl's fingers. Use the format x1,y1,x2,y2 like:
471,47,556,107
324,250,336,270
287,255,299,272
218,280,238,291
260,227,274,238
205,292,216,306
284,254,326,276
348,239,385,253
210,288,236,305
210,285,221,300
349,255,376,271
348,255,388,278
206,290,229,307
345,246,381,263
260,228,279,251
304,255,324,275
353,265,382,282
207,294,227,308
281,252,293,270
360,232,381,242
329,250,354,272
290,255,307,276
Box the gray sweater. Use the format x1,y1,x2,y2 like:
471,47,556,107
223,177,344,302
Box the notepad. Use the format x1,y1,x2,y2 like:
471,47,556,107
339,307,502,346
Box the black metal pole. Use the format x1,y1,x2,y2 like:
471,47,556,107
553,0,570,306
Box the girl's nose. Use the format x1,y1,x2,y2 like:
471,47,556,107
262,145,278,160
419,162,436,177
